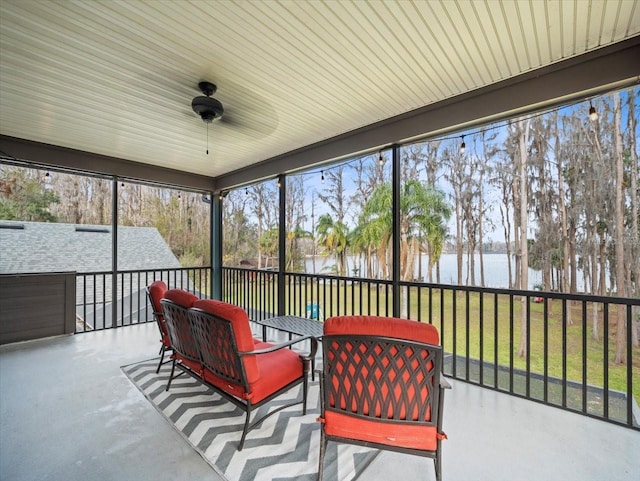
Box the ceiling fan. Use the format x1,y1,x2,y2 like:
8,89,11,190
188,80,277,153
191,81,224,123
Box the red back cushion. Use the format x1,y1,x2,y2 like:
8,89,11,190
192,299,259,383
324,315,439,345
164,289,198,308
147,281,168,316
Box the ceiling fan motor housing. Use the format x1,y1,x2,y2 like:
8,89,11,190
192,81,224,123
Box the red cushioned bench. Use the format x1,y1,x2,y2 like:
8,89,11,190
160,289,318,450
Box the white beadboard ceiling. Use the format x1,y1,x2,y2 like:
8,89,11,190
1,0,639,178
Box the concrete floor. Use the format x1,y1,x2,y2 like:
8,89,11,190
1,322,639,481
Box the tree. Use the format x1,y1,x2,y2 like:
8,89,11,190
351,154,389,277
284,176,309,271
358,183,393,279
359,180,451,282
222,190,257,266
316,213,349,275
248,182,278,268
0,166,59,222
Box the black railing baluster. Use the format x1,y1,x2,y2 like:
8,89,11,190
603,303,609,420
509,293,514,394
494,292,498,389
562,298,567,408
543,297,549,403
527,295,531,398
582,301,588,414
626,304,633,427
465,289,470,382
479,291,484,386
452,288,457,378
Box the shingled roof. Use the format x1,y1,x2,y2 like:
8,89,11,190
0,221,180,274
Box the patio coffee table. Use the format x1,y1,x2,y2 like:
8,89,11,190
256,315,323,380
256,315,324,342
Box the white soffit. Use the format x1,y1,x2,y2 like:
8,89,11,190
1,0,638,177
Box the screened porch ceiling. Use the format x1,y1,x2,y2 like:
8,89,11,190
1,1,639,188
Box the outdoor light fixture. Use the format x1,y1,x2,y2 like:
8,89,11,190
460,135,466,154
42,171,52,189
378,151,384,166
589,103,598,121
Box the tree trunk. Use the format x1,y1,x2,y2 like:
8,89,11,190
518,118,530,358
613,93,627,364
555,118,573,324
627,90,639,347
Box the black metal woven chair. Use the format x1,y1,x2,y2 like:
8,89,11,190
317,315,450,481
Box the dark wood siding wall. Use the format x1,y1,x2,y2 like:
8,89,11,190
0,272,76,344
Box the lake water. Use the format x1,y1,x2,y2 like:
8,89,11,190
305,253,543,289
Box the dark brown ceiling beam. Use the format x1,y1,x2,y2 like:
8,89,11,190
0,135,215,192
214,36,640,191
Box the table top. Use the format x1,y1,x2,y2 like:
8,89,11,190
257,315,323,338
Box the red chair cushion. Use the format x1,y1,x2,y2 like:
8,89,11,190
324,315,439,345
148,281,169,343
148,281,167,317
164,289,198,308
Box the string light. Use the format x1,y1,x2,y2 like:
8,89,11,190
230,96,605,186
245,188,249,197
43,171,52,189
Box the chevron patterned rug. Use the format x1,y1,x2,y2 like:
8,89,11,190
122,359,378,481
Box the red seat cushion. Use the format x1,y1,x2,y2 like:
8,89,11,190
175,354,202,375
324,410,438,451
201,345,302,403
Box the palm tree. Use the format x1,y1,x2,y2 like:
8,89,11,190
359,181,451,281
316,213,350,275
358,183,393,279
